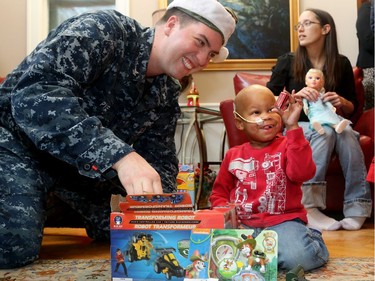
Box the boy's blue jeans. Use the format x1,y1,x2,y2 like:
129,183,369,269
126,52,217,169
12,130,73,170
243,219,329,272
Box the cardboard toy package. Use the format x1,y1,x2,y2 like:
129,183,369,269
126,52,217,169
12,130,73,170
110,193,236,281
176,163,217,210
186,228,278,281
176,163,195,206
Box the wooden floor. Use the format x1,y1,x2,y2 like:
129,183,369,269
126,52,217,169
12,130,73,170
39,220,375,260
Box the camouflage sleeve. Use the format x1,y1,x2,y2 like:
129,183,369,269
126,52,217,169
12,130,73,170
10,13,133,178
133,105,180,193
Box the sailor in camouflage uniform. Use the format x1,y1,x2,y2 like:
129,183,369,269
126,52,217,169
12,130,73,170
0,0,236,269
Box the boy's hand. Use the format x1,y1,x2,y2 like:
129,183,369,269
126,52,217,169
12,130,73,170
273,90,302,130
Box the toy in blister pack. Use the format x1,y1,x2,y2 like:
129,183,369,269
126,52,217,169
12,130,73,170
186,228,278,281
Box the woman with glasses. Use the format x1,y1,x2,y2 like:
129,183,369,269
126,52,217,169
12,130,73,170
267,9,372,231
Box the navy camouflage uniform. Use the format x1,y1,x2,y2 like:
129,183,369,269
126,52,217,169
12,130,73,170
0,10,180,268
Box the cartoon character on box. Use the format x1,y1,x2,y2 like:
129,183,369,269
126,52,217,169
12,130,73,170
185,250,208,278
187,81,200,107
237,234,268,273
262,232,277,255
251,250,269,273
154,247,186,280
114,248,128,276
126,233,154,262
303,68,351,135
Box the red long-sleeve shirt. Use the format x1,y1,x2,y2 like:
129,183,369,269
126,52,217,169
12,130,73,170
210,128,316,228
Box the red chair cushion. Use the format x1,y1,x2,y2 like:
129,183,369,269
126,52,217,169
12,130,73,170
233,73,270,95
219,99,248,148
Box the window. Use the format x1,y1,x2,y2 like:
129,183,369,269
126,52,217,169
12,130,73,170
27,0,129,54
48,0,116,31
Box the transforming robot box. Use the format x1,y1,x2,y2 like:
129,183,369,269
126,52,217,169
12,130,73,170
110,193,236,281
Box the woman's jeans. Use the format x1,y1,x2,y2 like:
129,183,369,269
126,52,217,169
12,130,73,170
298,122,372,218
243,219,329,271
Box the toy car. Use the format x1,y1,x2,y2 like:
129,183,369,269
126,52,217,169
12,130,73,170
126,233,153,262
129,195,149,203
154,248,186,280
169,194,184,204
151,194,169,203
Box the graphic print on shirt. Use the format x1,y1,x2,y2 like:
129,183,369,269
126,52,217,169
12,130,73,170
228,153,286,220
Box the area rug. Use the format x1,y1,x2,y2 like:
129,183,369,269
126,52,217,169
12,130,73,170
0,257,373,280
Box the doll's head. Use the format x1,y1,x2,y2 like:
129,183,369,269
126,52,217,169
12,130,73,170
305,68,325,91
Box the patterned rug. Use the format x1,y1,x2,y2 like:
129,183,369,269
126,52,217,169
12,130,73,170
0,257,373,280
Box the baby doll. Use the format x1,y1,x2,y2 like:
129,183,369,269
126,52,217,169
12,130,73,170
303,68,351,135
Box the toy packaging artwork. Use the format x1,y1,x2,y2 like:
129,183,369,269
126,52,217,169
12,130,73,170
111,229,190,280
177,162,217,210
186,228,278,281
110,193,237,281
177,163,196,206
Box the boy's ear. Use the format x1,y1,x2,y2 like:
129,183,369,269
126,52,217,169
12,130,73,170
234,117,245,130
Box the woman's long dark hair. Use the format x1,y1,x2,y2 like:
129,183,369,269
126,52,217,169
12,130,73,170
293,9,342,90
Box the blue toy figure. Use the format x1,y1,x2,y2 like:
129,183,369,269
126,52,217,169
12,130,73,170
303,68,351,135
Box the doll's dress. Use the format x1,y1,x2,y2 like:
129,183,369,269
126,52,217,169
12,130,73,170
303,93,351,132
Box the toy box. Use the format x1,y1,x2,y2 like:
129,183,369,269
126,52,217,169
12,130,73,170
194,164,217,210
176,166,195,206
186,228,278,281
176,163,217,210
110,193,236,281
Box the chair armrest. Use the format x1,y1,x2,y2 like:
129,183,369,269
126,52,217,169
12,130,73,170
354,108,374,169
354,108,374,143
351,67,365,124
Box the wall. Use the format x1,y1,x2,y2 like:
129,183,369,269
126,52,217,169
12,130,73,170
0,0,27,76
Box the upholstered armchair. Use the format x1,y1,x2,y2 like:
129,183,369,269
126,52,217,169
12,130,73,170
220,68,374,214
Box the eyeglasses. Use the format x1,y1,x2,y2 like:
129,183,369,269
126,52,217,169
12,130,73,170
294,20,320,31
